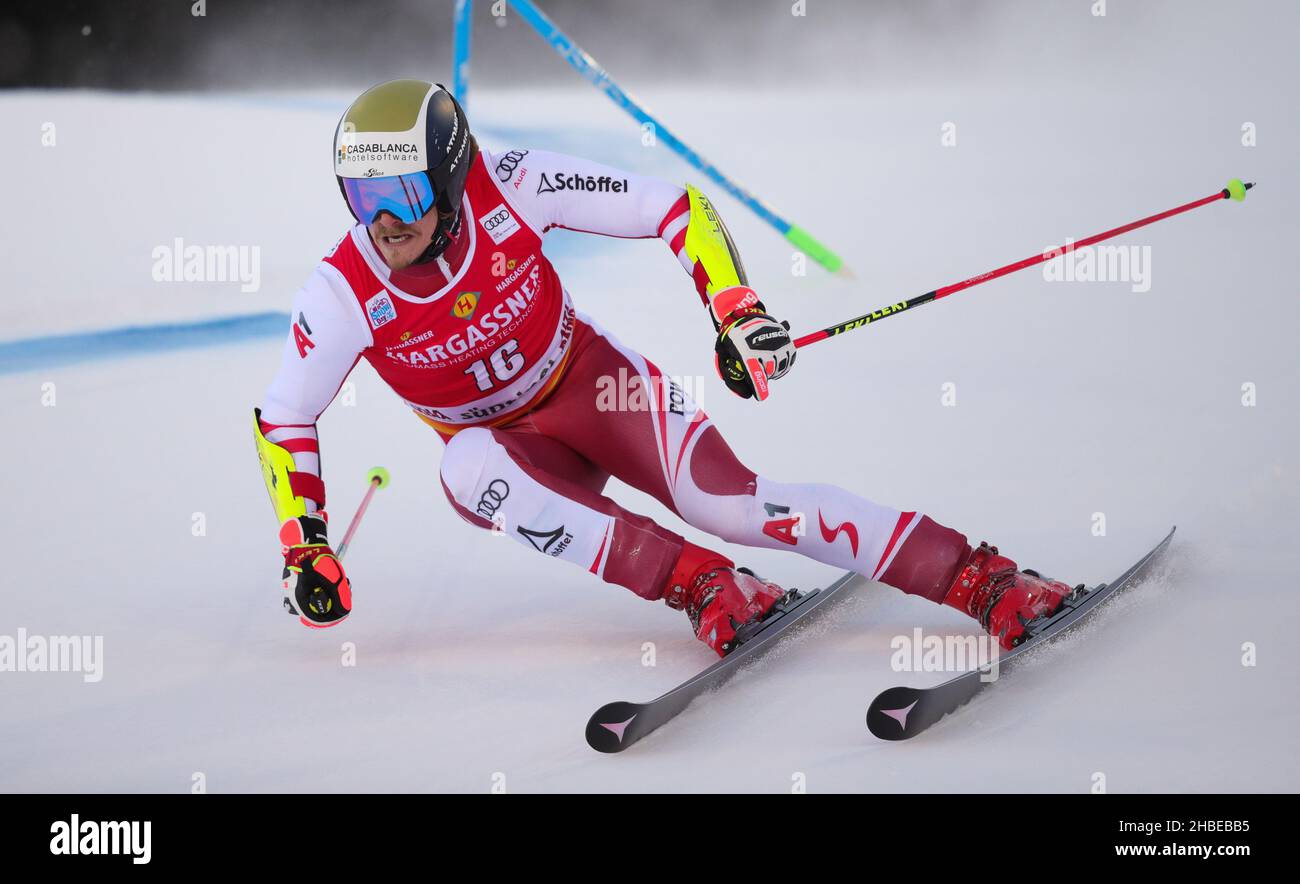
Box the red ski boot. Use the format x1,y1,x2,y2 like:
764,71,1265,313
662,542,787,657
942,542,1080,649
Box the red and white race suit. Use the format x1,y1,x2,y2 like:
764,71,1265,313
259,147,969,603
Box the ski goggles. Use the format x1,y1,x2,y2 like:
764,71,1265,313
340,172,438,225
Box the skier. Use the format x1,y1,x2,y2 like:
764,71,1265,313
254,79,1077,656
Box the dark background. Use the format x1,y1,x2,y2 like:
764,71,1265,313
0,0,995,91
5,0,1286,96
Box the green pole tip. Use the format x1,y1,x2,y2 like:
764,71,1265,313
367,466,391,488
1226,178,1248,201
785,224,845,273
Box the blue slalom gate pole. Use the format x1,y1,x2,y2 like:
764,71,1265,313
452,0,474,109
505,0,846,274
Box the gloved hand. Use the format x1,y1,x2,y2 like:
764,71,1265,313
711,285,796,401
279,512,351,628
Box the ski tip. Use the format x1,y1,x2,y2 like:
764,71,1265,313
866,687,926,741
585,701,645,754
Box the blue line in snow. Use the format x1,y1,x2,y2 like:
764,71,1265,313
0,312,290,375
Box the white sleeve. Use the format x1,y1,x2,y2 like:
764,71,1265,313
260,265,371,426
491,148,687,240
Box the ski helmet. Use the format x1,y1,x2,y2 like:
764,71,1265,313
333,79,474,261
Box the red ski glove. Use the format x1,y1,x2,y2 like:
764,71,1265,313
279,512,352,628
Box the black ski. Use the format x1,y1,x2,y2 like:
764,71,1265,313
866,526,1176,741
586,571,864,753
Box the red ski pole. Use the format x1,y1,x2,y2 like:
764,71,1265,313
792,179,1254,350
335,467,391,561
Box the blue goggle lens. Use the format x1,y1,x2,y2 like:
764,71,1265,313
341,173,437,225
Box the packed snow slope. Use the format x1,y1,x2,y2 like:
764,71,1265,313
2,28,1297,791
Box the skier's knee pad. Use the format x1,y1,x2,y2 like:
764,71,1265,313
672,486,752,545
438,427,498,519
667,426,760,542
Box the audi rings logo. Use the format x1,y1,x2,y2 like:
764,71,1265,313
483,209,512,232
476,479,510,518
493,150,529,182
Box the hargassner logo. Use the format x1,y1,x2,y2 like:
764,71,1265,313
50,814,151,864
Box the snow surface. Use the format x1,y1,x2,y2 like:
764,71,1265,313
2,61,1297,791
